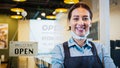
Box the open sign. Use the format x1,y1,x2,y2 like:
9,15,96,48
9,41,38,56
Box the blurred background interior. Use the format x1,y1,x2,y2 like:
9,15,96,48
0,0,120,68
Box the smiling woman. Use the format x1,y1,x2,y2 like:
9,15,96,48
51,2,116,68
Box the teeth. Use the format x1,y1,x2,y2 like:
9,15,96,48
76,27,84,30
76,25,85,30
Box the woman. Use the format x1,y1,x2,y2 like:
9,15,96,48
51,2,116,68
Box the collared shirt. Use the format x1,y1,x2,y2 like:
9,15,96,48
51,38,116,68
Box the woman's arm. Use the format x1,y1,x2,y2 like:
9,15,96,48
102,44,116,68
51,44,64,68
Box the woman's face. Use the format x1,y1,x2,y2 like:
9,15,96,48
69,7,91,36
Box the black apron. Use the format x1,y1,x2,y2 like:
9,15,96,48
63,41,104,68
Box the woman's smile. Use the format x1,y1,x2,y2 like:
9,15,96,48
75,24,86,36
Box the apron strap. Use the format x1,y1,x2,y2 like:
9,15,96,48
89,41,104,68
89,41,98,55
63,41,70,58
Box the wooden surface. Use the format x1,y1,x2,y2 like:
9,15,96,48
0,63,7,68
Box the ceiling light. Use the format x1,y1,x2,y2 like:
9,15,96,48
52,11,56,15
11,15,22,19
10,8,24,12
37,17,41,20
46,15,56,19
64,0,79,4
17,12,20,15
55,8,68,13
13,0,26,2
41,12,46,17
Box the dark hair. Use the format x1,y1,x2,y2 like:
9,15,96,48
68,2,93,21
